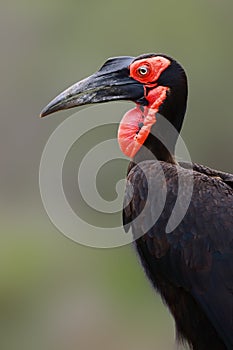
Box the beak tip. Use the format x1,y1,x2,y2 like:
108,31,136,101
39,103,58,118
39,110,48,118
39,109,49,118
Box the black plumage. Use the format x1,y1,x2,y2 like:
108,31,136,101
122,55,233,350
40,53,233,350
124,161,233,350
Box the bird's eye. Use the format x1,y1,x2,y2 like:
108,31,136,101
137,66,149,76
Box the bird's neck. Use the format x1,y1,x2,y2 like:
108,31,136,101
133,110,185,165
133,133,176,164
134,77,188,165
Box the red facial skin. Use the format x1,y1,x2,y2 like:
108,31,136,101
118,56,170,158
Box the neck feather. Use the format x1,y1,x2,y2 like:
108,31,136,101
134,63,188,164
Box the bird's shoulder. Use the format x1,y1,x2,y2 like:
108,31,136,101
123,159,233,261
123,160,233,238
180,161,233,189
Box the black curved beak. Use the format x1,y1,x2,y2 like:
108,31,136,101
40,56,145,118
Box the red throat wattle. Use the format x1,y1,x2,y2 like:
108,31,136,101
118,85,169,158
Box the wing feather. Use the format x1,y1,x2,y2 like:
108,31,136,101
124,161,233,348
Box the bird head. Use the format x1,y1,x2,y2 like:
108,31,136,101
41,54,188,159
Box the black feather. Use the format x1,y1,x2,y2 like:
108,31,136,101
124,161,233,350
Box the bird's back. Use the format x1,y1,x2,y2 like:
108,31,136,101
123,160,233,350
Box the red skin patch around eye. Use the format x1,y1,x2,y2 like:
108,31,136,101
129,56,171,84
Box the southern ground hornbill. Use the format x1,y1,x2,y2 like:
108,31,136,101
41,54,233,350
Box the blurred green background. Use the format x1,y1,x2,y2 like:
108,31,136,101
1,1,233,349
